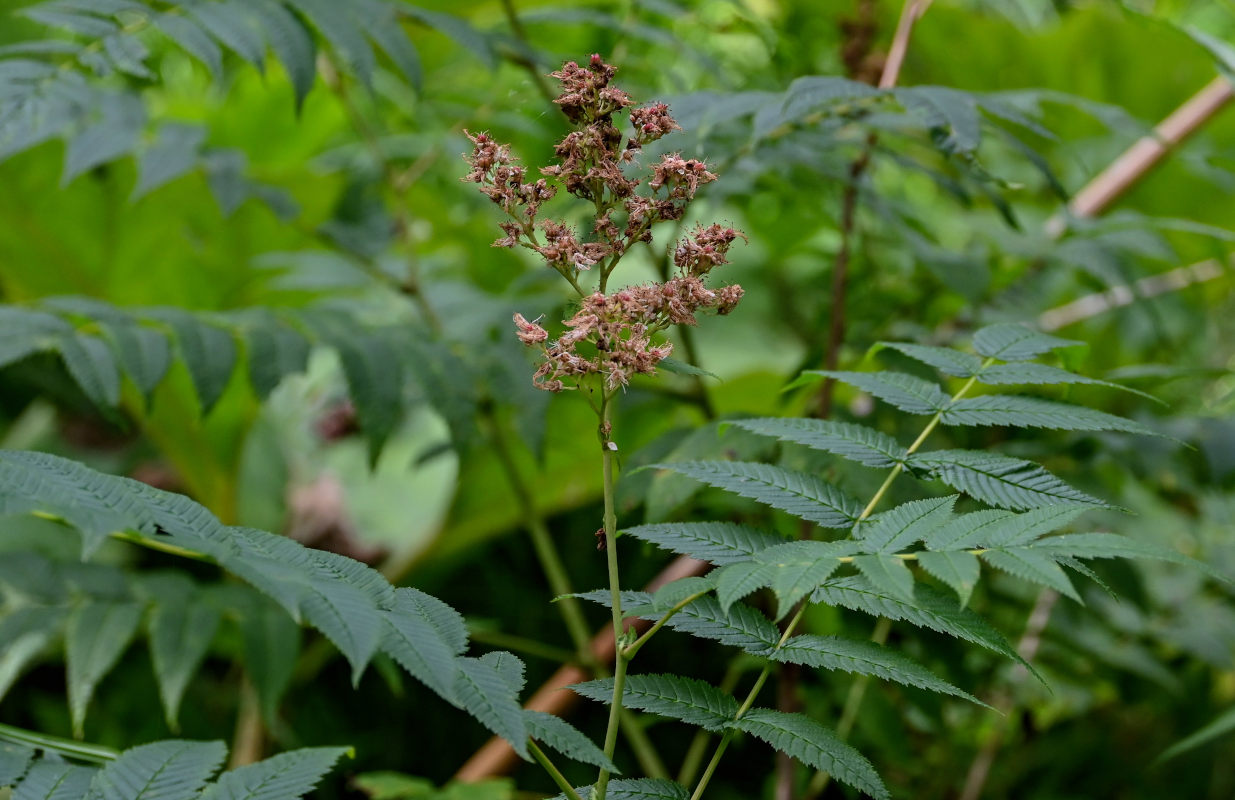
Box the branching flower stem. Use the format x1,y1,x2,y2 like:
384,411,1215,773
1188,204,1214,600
687,362,991,800
595,389,625,800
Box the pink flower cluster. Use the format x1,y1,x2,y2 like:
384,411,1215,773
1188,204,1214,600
465,56,746,393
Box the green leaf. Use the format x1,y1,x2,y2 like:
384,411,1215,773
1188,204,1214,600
134,123,207,198
578,591,780,654
772,635,984,704
66,600,144,736
0,308,71,367
145,579,221,730
285,0,375,84
980,548,1079,600
1032,533,1220,578
726,418,907,468
0,608,67,701
311,317,404,464
650,461,861,528
807,370,949,414
479,651,525,696
152,13,223,79
622,520,785,565
859,496,956,552
523,710,617,772
971,323,1082,361
381,587,467,702
356,0,422,90
248,1,317,110
915,551,981,606
23,7,117,37
852,554,915,602
0,742,34,786
1157,705,1235,764
146,309,238,413
56,333,122,409
658,356,719,380
909,450,1109,510
90,740,226,800
225,528,392,682
237,596,301,726
187,1,266,69
736,540,858,618
572,674,738,732
198,747,349,800
243,315,311,398
879,342,982,377
650,576,713,612
453,657,529,760
942,395,1159,436
102,33,152,79
397,6,497,69
100,321,173,398
812,577,1036,676
730,709,888,800
896,86,981,154
551,778,690,800
12,762,96,800
975,362,1157,400
62,92,145,184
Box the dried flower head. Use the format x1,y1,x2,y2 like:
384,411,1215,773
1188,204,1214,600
467,57,745,392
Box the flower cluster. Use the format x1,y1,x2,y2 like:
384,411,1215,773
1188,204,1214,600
464,56,746,393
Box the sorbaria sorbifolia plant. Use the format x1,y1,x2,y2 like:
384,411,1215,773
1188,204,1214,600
460,57,1205,800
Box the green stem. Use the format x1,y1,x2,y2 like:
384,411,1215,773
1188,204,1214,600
689,363,991,799
529,739,585,800
0,722,118,763
622,591,709,660
595,392,624,800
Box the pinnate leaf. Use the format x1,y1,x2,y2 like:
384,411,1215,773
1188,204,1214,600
808,370,949,414
909,450,1109,510
622,521,784,566
573,674,738,732
972,323,1082,360
727,417,907,468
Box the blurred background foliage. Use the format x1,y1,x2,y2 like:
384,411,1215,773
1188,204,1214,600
0,0,1234,797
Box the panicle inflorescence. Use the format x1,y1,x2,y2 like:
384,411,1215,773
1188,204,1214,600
463,55,745,392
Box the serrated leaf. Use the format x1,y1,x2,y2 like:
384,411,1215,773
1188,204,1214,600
285,0,374,84
622,521,784,566
731,709,888,800
897,86,981,154
859,496,956,552
12,762,96,800
980,548,1079,600
573,674,738,732
971,323,1081,361
146,582,221,730
1157,705,1235,764
237,597,300,726
852,554,915,602
651,461,861,528
102,33,152,79
658,356,719,380
524,710,616,772
453,657,529,759
198,747,349,800
942,395,1158,436
726,418,907,468
56,333,121,409
0,742,34,786
188,1,266,69
153,13,223,79
381,587,466,702
757,540,857,618
813,576,1036,677
356,0,421,89
90,740,226,800
909,450,1109,510
880,343,982,377
0,609,66,702
479,651,525,696
772,634,983,704
976,362,1156,400
650,576,713,612
134,123,206,198
225,527,391,682
66,600,144,736
146,308,237,413
578,590,780,654
249,1,317,110
397,6,496,69
62,92,144,184
100,321,172,398
23,8,116,37
1032,533,1220,578
0,308,72,367
808,370,949,414
915,550,981,606
243,317,310,398
550,778,690,800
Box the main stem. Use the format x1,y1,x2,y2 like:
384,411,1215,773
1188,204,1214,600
595,390,625,800
688,364,990,800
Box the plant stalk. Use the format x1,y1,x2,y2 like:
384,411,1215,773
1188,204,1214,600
529,739,585,800
595,391,625,800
